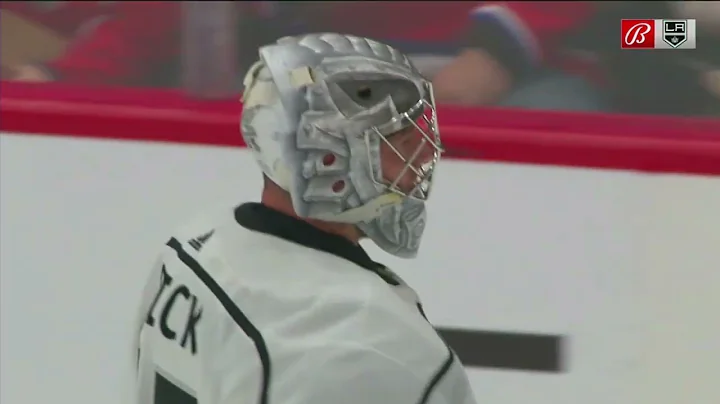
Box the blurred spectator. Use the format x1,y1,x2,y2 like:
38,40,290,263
1,1,180,87
322,1,475,77
568,1,720,117
234,2,474,78
3,0,713,116
432,1,608,112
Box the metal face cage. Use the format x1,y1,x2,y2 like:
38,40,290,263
365,83,443,200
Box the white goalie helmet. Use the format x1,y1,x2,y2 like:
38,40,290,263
240,33,444,258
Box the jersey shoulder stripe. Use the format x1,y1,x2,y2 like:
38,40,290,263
418,348,455,404
165,237,271,404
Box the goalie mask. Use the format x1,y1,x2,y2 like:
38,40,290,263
241,33,444,258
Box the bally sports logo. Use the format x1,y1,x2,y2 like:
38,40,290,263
621,19,697,49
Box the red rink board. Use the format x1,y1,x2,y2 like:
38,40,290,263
1,81,720,176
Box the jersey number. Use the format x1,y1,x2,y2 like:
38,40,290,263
155,372,197,404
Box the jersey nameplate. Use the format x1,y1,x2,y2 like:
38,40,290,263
145,265,203,355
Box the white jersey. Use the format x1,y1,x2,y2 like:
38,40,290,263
132,202,477,404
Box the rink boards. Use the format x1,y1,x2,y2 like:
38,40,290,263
1,132,719,404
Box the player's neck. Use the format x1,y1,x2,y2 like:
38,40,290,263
260,187,363,245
